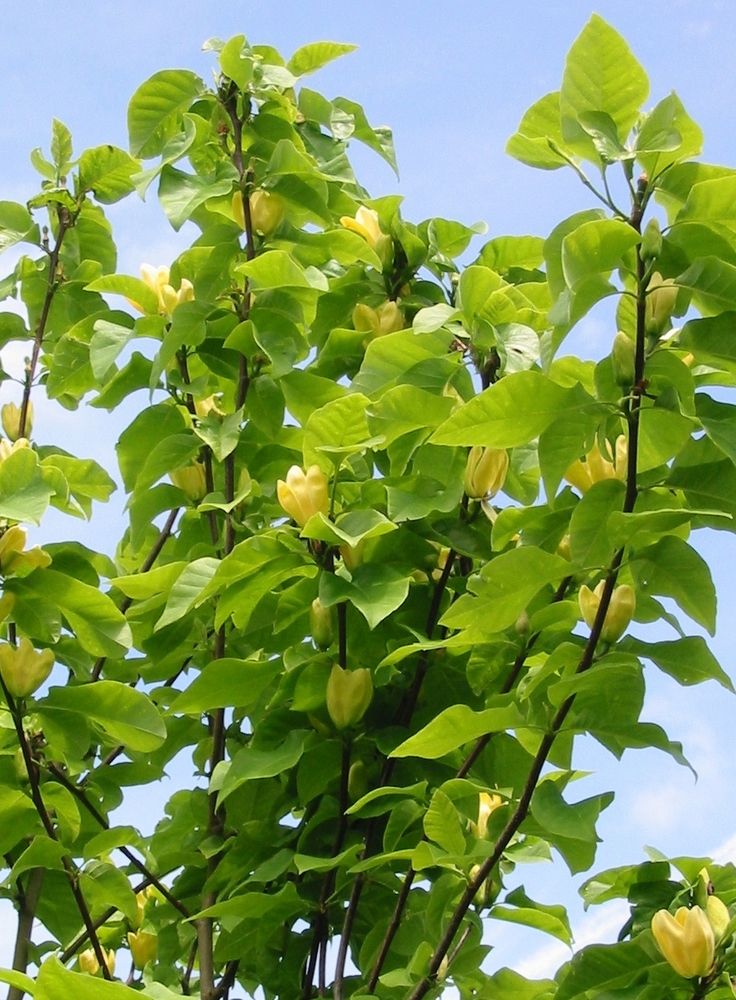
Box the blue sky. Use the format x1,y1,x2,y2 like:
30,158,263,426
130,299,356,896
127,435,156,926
1,0,736,981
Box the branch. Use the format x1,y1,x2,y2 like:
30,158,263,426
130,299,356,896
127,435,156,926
7,868,44,1000
59,877,149,963
45,761,189,917
18,208,71,440
403,196,649,1000
0,675,112,979
91,507,180,681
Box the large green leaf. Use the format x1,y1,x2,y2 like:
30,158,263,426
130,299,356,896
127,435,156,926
631,536,716,634
423,789,465,856
0,447,54,524
216,731,308,805
491,886,572,944
78,145,140,203
127,70,204,158
431,371,573,448
676,256,736,315
319,564,411,629
287,41,357,78
171,657,281,714
621,636,733,690
561,219,640,291
390,699,525,760
36,956,142,1000
560,15,649,156
506,92,570,171
38,680,166,751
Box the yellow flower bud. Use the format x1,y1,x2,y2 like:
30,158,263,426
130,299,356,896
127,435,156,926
0,527,51,577
128,929,157,970
0,638,54,699
557,535,572,562
470,792,503,840
641,218,663,262
137,264,193,316
0,593,14,623
310,598,334,650
78,949,99,976
276,465,329,528
469,863,493,908
169,463,208,502
0,437,30,466
651,906,715,979
1,402,32,442
194,395,225,418
78,947,116,977
375,301,404,337
578,582,636,644
340,541,364,571
612,331,636,387
352,303,379,335
326,664,373,730
250,189,285,236
232,191,245,230
706,895,731,942
339,206,382,249
645,272,678,337
464,447,509,500
564,436,627,494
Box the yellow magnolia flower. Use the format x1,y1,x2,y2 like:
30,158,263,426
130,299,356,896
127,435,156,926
0,437,30,466
340,206,382,249
194,395,225,418
132,264,194,316
1,401,32,441
169,463,208,502
128,929,157,970
78,947,116,977
564,436,627,495
232,190,286,236
471,792,503,839
276,465,329,527
0,526,51,577
645,271,678,337
464,447,509,500
578,582,636,644
0,638,55,699
326,664,373,730
651,906,714,979
352,301,404,340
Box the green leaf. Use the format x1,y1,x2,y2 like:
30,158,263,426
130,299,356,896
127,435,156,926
560,15,649,156
621,636,733,690
0,787,38,855
51,118,73,170
423,789,466,856
217,731,308,805
158,163,236,230
155,557,220,631
0,969,35,996
36,956,142,999
18,568,131,656
89,319,135,379
695,394,736,464
556,941,657,1000
78,145,140,203
441,546,571,634
287,41,357,78
491,886,572,944
193,408,243,463
171,657,281,714
85,273,159,314
531,780,610,843
676,256,736,315
10,836,68,882
0,447,54,524
219,35,254,90
431,371,573,448
506,92,570,171
128,69,204,158
319,564,411,629
561,219,640,291
303,392,376,471
631,536,716,634
301,509,397,548
0,201,39,254
390,699,525,760
345,781,427,818
38,680,166,751
569,479,625,569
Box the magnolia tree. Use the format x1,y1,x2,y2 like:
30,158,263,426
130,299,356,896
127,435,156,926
1,15,736,1000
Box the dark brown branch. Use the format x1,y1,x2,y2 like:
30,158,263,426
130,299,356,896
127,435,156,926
91,507,180,681
403,195,649,1000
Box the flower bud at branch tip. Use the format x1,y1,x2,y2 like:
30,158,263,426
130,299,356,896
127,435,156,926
310,598,333,650
2,402,32,441
277,465,329,527
169,463,207,502
339,206,382,249
464,447,509,500
128,930,157,970
0,638,55,699
326,664,373,730
579,582,636,643
651,906,715,979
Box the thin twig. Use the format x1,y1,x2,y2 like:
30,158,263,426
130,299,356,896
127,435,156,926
91,507,180,681
59,877,149,963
